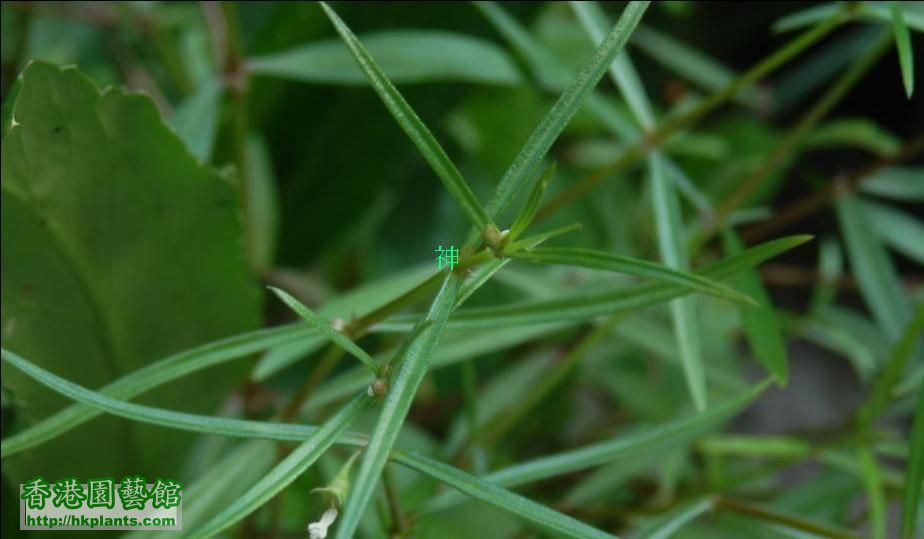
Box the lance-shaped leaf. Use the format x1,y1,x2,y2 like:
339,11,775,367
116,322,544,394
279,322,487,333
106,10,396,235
650,153,706,410
270,286,377,371
248,30,521,86
318,2,492,232
835,193,911,341
511,246,754,305
397,452,614,539
482,0,650,219
722,229,789,385
1,325,314,458
381,236,811,330
891,2,915,97
506,162,556,242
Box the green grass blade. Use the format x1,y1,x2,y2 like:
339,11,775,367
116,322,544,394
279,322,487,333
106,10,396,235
507,162,555,242
722,229,789,385
1,325,311,458
858,446,886,539
903,386,924,539
270,286,377,370
398,452,614,539
650,153,706,410
188,394,370,539
835,193,912,341
318,2,492,231
334,275,463,539
481,0,650,219
421,381,768,514
892,2,915,97
512,246,755,304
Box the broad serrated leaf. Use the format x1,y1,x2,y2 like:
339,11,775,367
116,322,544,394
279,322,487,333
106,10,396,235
1,61,260,483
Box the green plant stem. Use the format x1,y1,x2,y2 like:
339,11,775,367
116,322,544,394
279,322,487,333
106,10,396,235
535,7,846,222
704,29,893,242
714,496,862,539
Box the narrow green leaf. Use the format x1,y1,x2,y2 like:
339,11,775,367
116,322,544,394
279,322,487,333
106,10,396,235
482,0,650,219
421,381,769,514
170,79,222,162
650,153,706,410
512,246,755,305
722,229,789,385
635,498,713,539
248,30,521,86
1,325,311,458
835,193,912,341
245,134,280,274
0,347,366,445
473,1,638,141
570,0,654,128
334,275,463,539
318,3,492,231
861,167,924,201
858,447,886,539
805,118,901,156
892,2,915,97
507,162,555,241
903,386,924,539
389,236,812,331
863,200,924,265
270,286,377,370
859,305,924,429
188,395,370,539
398,452,614,539
776,2,924,34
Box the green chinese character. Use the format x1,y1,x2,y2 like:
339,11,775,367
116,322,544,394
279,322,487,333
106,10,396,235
149,478,182,509
118,476,148,510
435,245,459,270
52,477,86,509
87,477,115,509
21,476,52,510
